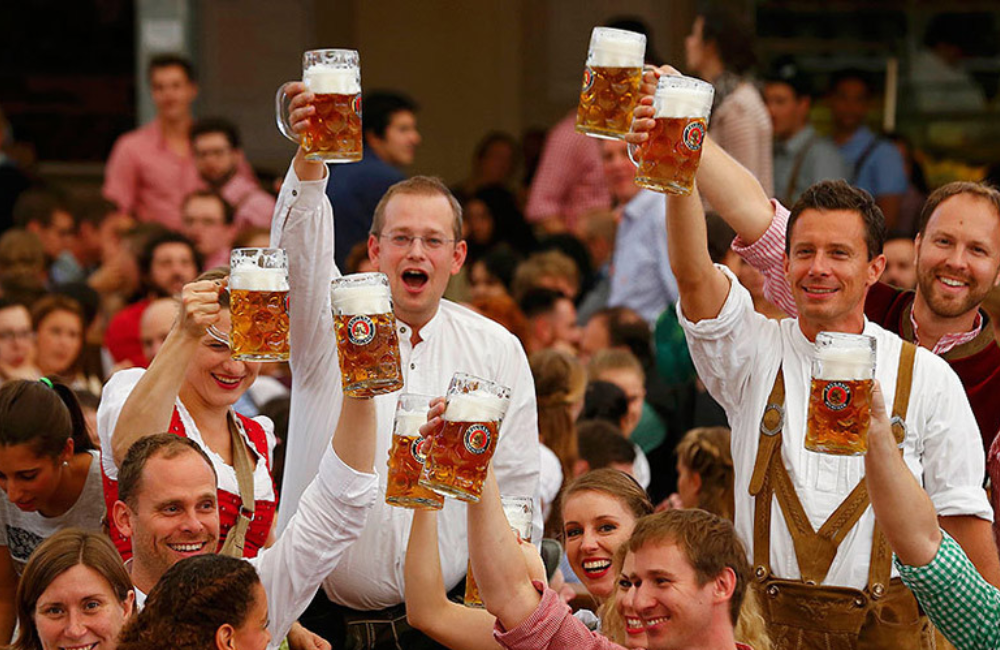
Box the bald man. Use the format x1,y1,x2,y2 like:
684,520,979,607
139,297,178,364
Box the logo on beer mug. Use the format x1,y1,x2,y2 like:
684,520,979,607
464,425,492,455
822,382,852,411
411,436,429,464
352,94,363,117
347,315,376,345
683,120,707,151
581,67,595,93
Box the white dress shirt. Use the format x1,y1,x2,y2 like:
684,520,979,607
679,265,991,590
126,448,377,649
271,164,542,610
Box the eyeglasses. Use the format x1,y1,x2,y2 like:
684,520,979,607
379,233,456,251
0,329,34,343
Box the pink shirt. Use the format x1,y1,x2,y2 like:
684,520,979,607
205,173,276,230
103,120,201,230
494,585,751,650
711,83,774,197
525,112,611,231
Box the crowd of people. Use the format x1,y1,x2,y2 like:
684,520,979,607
1,5,1000,650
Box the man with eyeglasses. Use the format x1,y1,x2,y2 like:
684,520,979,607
0,298,39,381
190,117,275,230
271,81,541,650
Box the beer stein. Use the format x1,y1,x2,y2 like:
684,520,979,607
330,272,403,397
464,495,534,607
276,49,362,163
420,372,510,502
385,393,444,510
207,248,290,362
575,27,646,140
629,75,714,195
805,332,877,455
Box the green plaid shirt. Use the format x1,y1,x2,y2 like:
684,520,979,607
896,531,1000,650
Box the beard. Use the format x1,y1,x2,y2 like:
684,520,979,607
916,264,992,318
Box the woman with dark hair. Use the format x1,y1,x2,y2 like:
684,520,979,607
98,268,278,561
684,3,773,195
117,554,268,650
6,528,134,650
0,380,105,644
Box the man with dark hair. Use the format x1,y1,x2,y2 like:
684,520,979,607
763,59,847,205
104,230,199,367
575,419,636,476
828,69,907,229
325,91,422,269
50,194,134,286
520,287,581,355
181,189,236,270
12,188,75,266
190,117,275,229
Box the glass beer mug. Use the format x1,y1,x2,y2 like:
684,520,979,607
464,495,533,608
385,393,444,510
575,27,646,140
629,75,715,195
330,272,403,397
208,248,290,362
420,372,510,502
276,49,363,163
805,332,877,455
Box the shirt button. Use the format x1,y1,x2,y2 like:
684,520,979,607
292,189,298,196
400,326,407,333
410,363,416,370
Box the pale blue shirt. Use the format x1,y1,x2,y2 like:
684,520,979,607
608,190,677,326
839,126,907,199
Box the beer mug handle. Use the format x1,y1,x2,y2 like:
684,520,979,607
274,83,300,144
626,137,642,169
206,284,231,346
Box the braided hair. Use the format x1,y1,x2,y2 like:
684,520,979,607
675,427,734,521
116,554,261,650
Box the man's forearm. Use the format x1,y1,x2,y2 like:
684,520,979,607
293,148,325,182
940,515,1000,587
667,185,730,323
697,137,774,243
331,397,375,473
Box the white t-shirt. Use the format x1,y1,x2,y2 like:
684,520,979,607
0,450,105,574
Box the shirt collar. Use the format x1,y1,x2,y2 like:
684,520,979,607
779,124,817,155
909,306,984,355
399,302,445,345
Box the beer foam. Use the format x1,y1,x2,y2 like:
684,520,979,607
443,392,507,422
395,408,428,438
229,268,289,292
589,28,646,68
304,65,361,95
653,85,715,119
815,347,874,381
331,284,391,315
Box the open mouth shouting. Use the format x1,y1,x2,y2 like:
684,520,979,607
582,558,613,579
401,268,429,293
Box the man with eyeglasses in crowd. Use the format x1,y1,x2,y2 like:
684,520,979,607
270,80,541,650
0,298,39,381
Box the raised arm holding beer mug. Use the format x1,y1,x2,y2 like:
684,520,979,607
625,69,992,645
271,78,541,650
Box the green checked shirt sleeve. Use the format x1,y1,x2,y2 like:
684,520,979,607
895,530,1000,650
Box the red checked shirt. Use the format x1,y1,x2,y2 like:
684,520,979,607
494,584,752,650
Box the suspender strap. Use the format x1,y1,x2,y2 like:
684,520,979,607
782,135,817,206
219,413,256,558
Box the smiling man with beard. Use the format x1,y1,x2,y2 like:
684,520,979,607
270,82,540,650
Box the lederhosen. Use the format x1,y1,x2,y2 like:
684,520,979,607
748,342,935,650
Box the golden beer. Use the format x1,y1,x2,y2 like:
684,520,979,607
576,66,643,139
386,394,444,510
230,289,290,362
575,27,646,140
420,373,511,503
634,116,708,195
632,75,715,196
276,49,363,164
804,333,877,456
464,495,533,607
225,249,290,362
331,273,403,397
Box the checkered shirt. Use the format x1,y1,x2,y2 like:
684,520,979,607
896,531,1000,650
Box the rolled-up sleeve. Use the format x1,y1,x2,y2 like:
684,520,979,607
731,200,797,317
494,586,619,650
256,447,378,645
